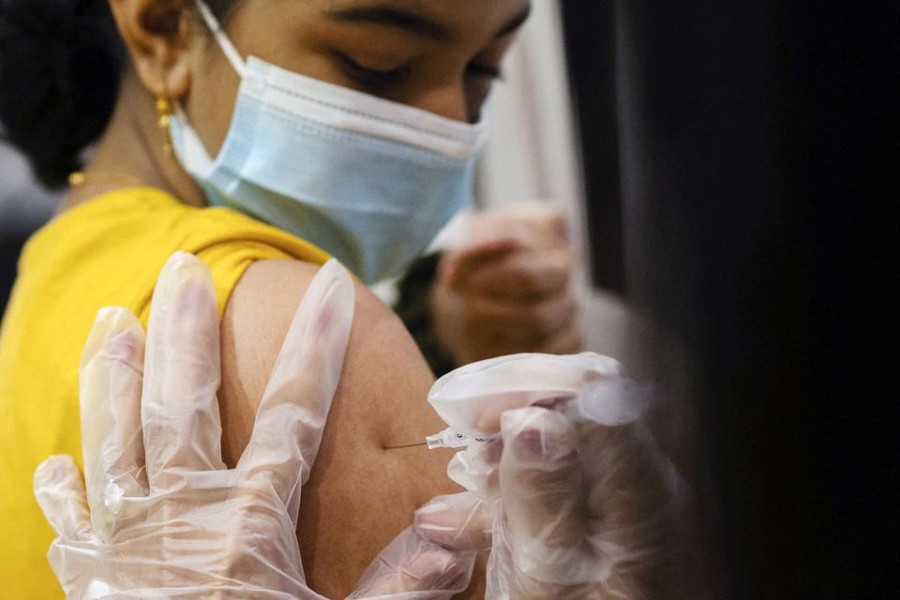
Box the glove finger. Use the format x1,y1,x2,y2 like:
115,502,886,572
347,527,475,599
239,259,354,520
143,252,225,489
581,421,664,527
429,352,623,441
446,439,503,498
79,307,148,529
34,455,93,541
579,419,681,580
499,407,593,585
414,492,492,551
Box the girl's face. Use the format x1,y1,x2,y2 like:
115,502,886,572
182,0,530,157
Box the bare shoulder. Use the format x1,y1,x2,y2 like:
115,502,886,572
218,259,449,461
219,259,461,597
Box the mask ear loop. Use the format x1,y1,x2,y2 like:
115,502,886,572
168,1,243,174
193,0,248,78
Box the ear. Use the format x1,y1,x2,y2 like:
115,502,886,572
108,0,197,99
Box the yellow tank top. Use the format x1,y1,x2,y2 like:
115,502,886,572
0,188,330,598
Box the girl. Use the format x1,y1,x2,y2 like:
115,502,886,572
0,0,528,596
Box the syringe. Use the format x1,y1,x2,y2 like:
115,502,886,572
425,352,651,449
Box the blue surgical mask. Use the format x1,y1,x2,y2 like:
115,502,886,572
169,0,490,283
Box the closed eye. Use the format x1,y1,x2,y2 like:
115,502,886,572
336,53,412,88
467,63,505,81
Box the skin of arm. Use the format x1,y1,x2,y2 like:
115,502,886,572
219,258,486,598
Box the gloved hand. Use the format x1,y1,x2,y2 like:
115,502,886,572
34,252,474,599
431,203,582,365
414,354,685,599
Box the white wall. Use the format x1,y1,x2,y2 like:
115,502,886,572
474,0,634,363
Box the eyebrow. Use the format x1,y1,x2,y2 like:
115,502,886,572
324,3,532,43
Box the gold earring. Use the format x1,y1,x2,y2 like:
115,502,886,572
156,93,174,157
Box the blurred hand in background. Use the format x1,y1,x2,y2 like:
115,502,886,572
431,203,583,365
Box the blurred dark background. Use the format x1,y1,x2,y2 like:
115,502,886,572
581,0,897,596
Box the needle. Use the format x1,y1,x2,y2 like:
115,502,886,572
384,441,429,450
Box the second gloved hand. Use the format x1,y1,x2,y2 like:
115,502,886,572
415,354,686,599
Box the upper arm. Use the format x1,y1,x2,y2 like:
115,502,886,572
218,259,466,597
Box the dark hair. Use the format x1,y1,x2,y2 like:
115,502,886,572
0,0,237,188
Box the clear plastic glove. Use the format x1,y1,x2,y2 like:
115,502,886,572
34,252,475,599
416,354,685,599
347,527,476,599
